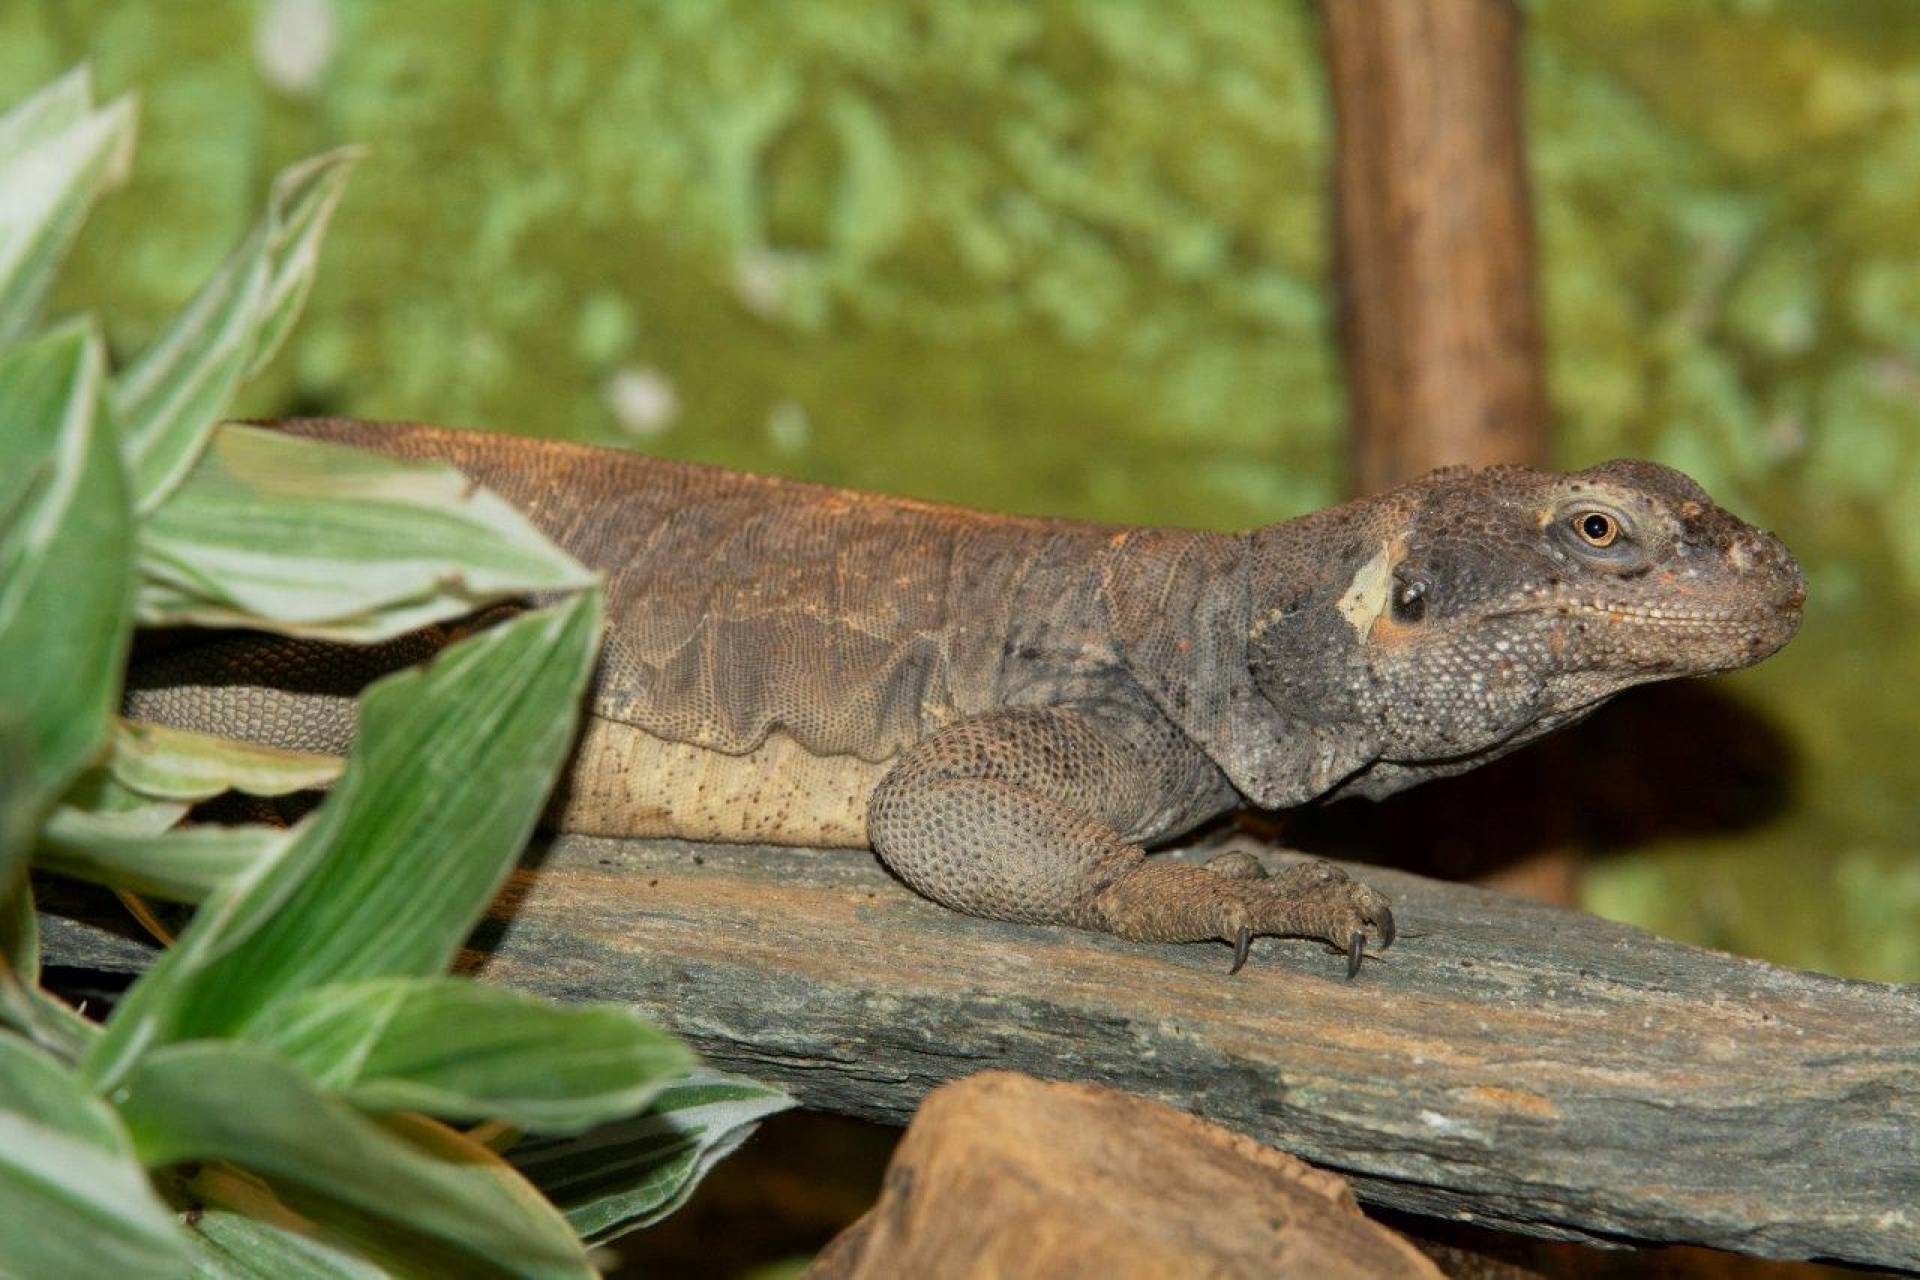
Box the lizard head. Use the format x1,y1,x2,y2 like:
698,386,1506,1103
1246,459,1804,791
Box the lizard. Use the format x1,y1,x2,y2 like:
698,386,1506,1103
126,420,1806,976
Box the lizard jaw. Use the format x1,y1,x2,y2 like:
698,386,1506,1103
1479,591,1804,679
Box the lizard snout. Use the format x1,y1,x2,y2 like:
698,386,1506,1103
1718,528,1805,665
1728,529,1805,614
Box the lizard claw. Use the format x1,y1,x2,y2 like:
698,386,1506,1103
1197,862,1394,976
1229,924,1252,975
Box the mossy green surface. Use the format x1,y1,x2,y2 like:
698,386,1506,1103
7,0,1915,978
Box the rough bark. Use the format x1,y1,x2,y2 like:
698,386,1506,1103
39,838,1920,1272
1321,0,1549,495
805,1070,1441,1279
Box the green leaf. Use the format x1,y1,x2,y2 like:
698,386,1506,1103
187,1210,388,1280
0,881,97,1059
513,1071,794,1244
0,1032,124,1148
38,805,294,903
109,719,342,802
2,735,101,1056
0,68,137,348
0,717,30,889
113,233,265,508
139,425,598,642
62,762,194,826
0,65,92,165
1,863,35,986
242,150,364,382
179,1163,391,1279
186,1209,389,1280
115,149,359,511
0,321,135,828
0,1034,191,1279
118,1042,593,1280
247,978,693,1135
86,593,603,1088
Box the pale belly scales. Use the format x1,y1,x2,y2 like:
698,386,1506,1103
551,715,888,847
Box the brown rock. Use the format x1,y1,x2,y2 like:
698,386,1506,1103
806,1071,1439,1280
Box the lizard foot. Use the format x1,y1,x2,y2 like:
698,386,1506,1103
1090,855,1395,977
1221,859,1395,978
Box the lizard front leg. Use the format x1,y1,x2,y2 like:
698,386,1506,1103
867,706,1395,976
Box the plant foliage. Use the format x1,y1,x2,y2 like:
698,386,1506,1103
0,67,790,1278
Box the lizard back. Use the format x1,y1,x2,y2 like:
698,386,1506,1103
273,420,1127,843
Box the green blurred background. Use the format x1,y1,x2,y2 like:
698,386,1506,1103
4,0,1916,980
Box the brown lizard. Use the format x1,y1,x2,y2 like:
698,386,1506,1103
127,420,1805,976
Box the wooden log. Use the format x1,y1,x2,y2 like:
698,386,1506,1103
39,838,1920,1272
804,1070,1441,1278
1320,0,1550,494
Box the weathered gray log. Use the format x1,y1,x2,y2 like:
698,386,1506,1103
39,839,1920,1272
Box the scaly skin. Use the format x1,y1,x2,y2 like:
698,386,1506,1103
127,421,1806,976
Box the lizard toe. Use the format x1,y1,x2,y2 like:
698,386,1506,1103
1297,858,1350,888
1302,879,1395,976
1203,850,1269,881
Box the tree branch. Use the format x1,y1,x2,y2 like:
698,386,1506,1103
40,837,1920,1272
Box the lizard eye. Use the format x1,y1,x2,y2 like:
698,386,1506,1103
1573,512,1618,548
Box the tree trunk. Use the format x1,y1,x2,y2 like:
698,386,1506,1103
1321,0,1549,495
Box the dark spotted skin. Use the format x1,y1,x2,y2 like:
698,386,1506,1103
128,422,1805,975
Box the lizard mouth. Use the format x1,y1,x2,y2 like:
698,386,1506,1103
1561,601,1793,627
1479,592,1804,674
1489,596,1800,630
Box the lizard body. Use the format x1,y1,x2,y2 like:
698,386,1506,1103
129,420,1805,973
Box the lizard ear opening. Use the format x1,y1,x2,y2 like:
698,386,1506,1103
1391,566,1429,624
1099,530,1312,808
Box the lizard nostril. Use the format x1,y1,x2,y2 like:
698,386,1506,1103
1765,537,1806,610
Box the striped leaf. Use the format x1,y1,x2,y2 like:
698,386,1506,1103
109,719,342,803
247,978,694,1135
85,592,603,1090
118,1042,592,1280
0,1034,191,1279
115,150,359,511
0,880,95,1059
138,425,597,642
37,806,294,903
0,65,92,164
512,1071,795,1244
186,1210,388,1280
0,322,135,829
242,151,363,382
0,67,136,348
